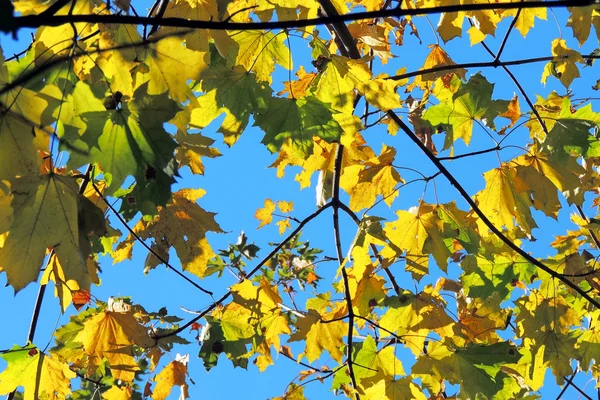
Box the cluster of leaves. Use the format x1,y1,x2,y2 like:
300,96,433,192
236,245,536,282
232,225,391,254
1,0,600,398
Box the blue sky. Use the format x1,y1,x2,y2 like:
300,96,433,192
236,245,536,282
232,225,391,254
1,1,600,399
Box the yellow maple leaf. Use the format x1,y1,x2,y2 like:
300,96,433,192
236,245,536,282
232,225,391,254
102,386,133,400
256,198,276,228
541,39,584,88
379,287,454,355
231,279,291,349
416,44,466,86
347,22,393,63
341,144,403,211
116,189,222,278
74,306,155,382
382,203,451,277
278,66,317,98
175,131,222,175
32,0,97,64
89,23,141,97
288,306,347,363
0,50,53,181
567,6,600,46
362,376,427,400
0,345,76,400
346,266,387,316
153,357,190,400
40,254,100,312
502,7,547,37
228,30,291,83
134,36,209,102
474,165,537,235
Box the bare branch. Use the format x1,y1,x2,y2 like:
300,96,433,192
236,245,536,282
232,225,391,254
10,0,593,34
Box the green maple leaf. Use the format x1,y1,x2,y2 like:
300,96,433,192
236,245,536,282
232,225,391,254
423,73,511,149
192,56,272,146
254,96,342,158
60,82,179,212
0,345,76,400
413,341,522,400
198,316,251,371
461,253,536,301
542,100,600,161
0,174,105,292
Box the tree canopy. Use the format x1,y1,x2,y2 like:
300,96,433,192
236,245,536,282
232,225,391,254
1,0,600,398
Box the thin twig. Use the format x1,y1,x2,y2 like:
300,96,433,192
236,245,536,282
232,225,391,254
437,145,501,161
388,54,600,81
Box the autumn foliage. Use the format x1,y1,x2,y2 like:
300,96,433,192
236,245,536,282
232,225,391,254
1,0,600,398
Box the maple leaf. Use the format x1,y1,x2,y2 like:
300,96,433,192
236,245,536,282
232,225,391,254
255,96,342,157
345,265,387,316
382,203,452,278
102,386,133,400
315,55,401,114
73,304,155,382
473,165,538,235
133,36,209,103
232,279,291,350
542,39,584,88
501,7,547,37
340,144,403,211
40,254,100,312
567,6,600,45
153,356,190,400
198,303,256,370
0,173,105,292
288,306,347,363
414,341,523,399
352,335,404,385
540,99,600,162
0,345,76,400
461,253,536,301
423,73,512,149
255,198,277,229
359,375,427,400
192,56,272,146
415,44,466,86
60,82,179,211
174,131,222,175
378,288,454,355
227,30,291,83
29,0,97,64
82,23,140,98
0,48,56,181
117,189,223,278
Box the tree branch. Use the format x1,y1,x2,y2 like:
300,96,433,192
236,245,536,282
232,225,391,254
388,54,600,82
10,0,594,33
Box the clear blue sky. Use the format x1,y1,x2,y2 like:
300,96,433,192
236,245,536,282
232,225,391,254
1,1,600,399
